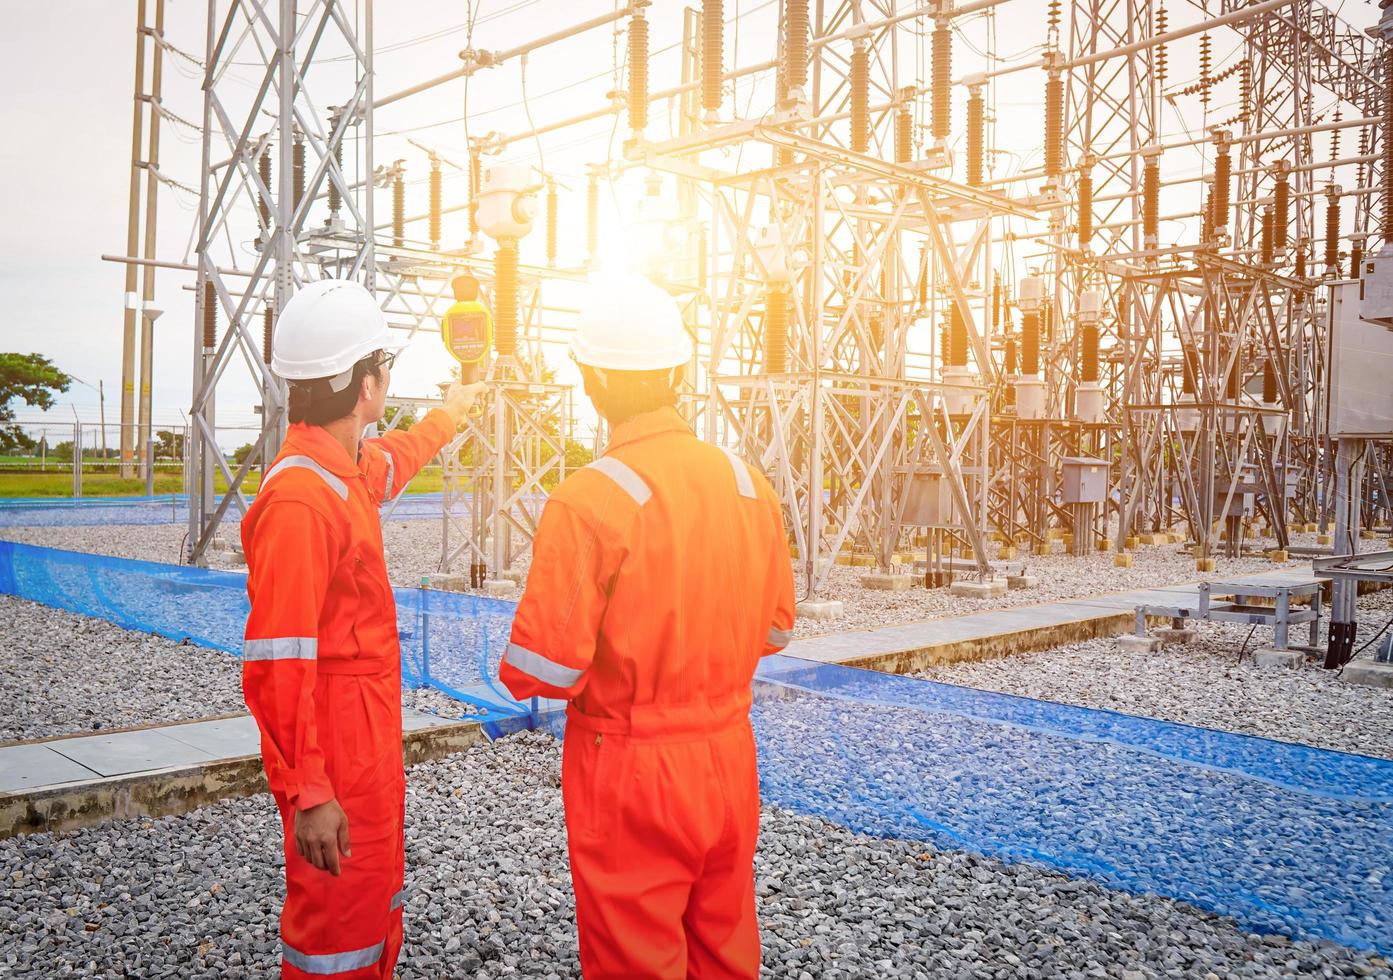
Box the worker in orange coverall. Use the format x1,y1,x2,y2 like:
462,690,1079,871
241,278,482,978
500,273,797,978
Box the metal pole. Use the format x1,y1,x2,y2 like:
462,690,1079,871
120,0,148,479
137,0,166,486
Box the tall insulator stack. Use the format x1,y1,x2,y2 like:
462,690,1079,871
850,42,869,154
1080,322,1099,384
1260,208,1274,265
202,281,217,350
586,171,599,266
545,181,558,268
1212,141,1231,238
494,241,519,356
1004,332,1018,406
917,246,928,310
263,308,274,364
1044,71,1064,178
1021,310,1040,376
1142,151,1160,249
949,302,969,368
1262,358,1278,404
932,22,951,144
1273,165,1289,249
1325,188,1341,277
327,114,343,221
784,0,808,100
1042,301,1052,343
468,151,481,239
1077,165,1093,248
895,103,913,164
702,0,723,118
1296,246,1307,279
1201,187,1215,246
765,287,789,373
628,12,649,134
392,168,405,248
257,148,272,237
966,84,985,187
1198,33,1212,110
991,275,1002,330
292,136,305,212
429,161,442,251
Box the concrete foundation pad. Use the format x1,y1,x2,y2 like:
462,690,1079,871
949,581,995,599
1316,534,1333,546
1113,553,1133,568
1156,627,1197,645
1117,634,1162,653
988,578,1009,596
998,546,1017,560
1254,648,1304,669
859,573,913,591
1195,558,1217,573
425,572,468,591
482,579,517,596
1033,544,1054,557
1005,575,1038,590
1267,550,1288,563
796,599,844,621
1341,660,1393,688
1125,536,1140,549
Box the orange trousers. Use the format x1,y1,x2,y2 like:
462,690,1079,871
563,697,762,979
276,669,406,979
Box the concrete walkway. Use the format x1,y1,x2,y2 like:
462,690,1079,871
1,568,1323,836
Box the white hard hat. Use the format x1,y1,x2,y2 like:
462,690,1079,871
271,279,405,383
572,274,693,371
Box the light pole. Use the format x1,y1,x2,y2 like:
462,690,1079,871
67,375,108,463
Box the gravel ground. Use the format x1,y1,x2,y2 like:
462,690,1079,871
2,732,1388,980
915,590,1393,760
2,522,1357,641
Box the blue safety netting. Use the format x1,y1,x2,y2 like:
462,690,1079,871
1,539,1390,953
0,540,527,718
0,492,457,527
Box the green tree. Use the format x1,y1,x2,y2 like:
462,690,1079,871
383,405,417,432
0,353,70,453
232,442,257,466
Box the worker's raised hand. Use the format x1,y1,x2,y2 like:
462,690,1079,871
442,381,487,424
294,798,351,876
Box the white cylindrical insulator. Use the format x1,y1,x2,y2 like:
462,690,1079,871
1015,377,1047,419
1018,275,1044,312
941,365,979,416
1075,381,1106,424
478,163,537,240
1078,289,1103,325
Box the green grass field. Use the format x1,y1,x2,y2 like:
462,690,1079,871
0,466,449,498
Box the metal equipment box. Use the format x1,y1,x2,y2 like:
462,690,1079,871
901,471,959,527
1060,457,1108,505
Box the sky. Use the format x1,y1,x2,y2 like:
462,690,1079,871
0,0,1385,449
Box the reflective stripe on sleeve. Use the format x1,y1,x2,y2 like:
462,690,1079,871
504,642,585,688
262,455,349,501
381,450,396,503
719,447,757,499
282,939,385,975
585,456,652,506
243,637,318,661
767,626,793,649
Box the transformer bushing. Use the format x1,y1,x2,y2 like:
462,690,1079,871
1015,275,1046,420
1075,289,1104,424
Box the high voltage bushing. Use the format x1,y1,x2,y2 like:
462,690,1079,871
1077,165,1093,247
429,163,442,251
1156,3,1169,87
1042,301,1052,342
949,303,969,368
765,287,789,373
1212,139,1232,236
328,114,343,218
1021,312,1040,376
392,168,405,249
628,12,649,134
202,281,216,350
494,241,519,356
1274,164,1290,249
1044,72,1064,178
585,172,599,264
895,104,913,164
966,83,985,187
991,276,1002,329
1004,333,1017,374
292,137,305,212
257,148,272,234
1081,324,1099,383
1295,245,1307,279
1201,187,1214,246
917,247,929,309
545,181,558,268
939,324,950,367
1325,187,1341,277
468,151,481,239
1261,207,1273,265
1262,359,1277,403
263,307,274,364
702,0,723,116
784,0,808,94
1142,148,1160,248
932,22,951,142
850,42,869,154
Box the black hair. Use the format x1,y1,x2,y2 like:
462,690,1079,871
580,365,681,428
287,353,384,426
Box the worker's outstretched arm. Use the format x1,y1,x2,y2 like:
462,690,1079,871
365,383,484,502
242,501,339,813
763,499,797,655
501,497,615,701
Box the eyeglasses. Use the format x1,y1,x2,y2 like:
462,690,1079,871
375,350,399,371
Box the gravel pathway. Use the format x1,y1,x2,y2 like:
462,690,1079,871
2,733,1388,979
914,591,1393,760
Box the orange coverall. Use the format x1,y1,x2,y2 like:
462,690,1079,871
501,406,797,979
241,408,455,979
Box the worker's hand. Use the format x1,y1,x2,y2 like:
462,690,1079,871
441,381,486,424
294,798,351,876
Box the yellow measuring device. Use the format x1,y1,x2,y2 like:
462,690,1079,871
440,275,492,383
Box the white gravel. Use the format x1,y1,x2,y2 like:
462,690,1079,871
2,732,1388,979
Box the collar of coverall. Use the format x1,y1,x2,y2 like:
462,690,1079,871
284,421,365,480
604,406,692,455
